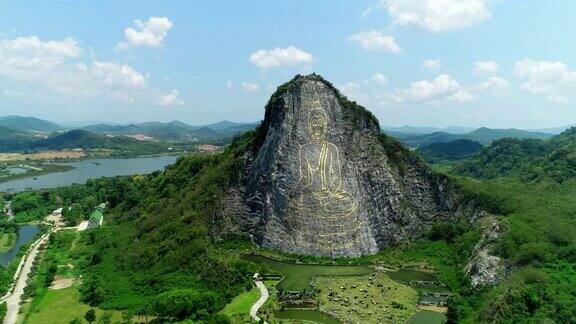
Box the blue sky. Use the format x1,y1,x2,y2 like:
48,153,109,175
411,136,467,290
0,0,575,128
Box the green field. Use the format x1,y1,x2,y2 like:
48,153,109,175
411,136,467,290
315,273,419,323
220,285,260,316
242,254,373,291
20,287,124,324
0,232,15,253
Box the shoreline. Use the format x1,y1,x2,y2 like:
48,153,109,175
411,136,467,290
0,152,183,187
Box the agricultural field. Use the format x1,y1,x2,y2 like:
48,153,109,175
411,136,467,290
0,150,86,162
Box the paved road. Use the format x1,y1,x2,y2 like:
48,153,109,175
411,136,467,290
250,280,269,323
3,233,50,324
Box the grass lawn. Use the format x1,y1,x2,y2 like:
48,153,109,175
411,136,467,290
20,286,124,324
220,286,260,316
315,272,419,323
0,232,15,253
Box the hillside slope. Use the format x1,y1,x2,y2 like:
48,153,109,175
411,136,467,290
417,139,483,162
455,127,576,181
0,115,64,133
396,127,554,148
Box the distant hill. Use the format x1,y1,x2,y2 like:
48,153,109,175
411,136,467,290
455,127,576,182
393,131,462,147
465,127,553,144
0,129,166,155
0,115,64,133
529,124,576,135
394,127,555,147
193,120,254,131
82,120,257,140
417,139,483,163
382,125,476,135
0,125,27,138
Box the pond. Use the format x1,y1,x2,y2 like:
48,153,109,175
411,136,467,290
386,268,437,283
6,167,27,175
0,224,40,266
408,309,447,324
241,254,372,292
0,155,178,193
274,309,341,324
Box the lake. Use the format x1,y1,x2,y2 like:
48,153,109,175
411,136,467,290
241,254,372,291
0,155,178,193
274,309,341,324
0,224,40,266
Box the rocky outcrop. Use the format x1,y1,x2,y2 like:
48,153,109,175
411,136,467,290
465,216,505,287
219,74,480,257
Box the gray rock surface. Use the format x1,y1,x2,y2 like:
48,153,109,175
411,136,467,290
465,216,505,287
219,74,479,257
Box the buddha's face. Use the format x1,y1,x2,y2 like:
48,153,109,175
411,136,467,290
308,110,327,142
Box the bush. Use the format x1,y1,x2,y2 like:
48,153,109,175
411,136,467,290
151,289,221,320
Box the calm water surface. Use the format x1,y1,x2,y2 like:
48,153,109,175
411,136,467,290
0,224,40,266
0,156,177,193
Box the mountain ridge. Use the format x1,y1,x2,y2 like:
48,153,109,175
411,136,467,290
216,73,483,257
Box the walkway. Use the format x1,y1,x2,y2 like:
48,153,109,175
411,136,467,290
2,233,50,324
250,280,269,323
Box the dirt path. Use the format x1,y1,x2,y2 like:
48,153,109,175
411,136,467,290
2,233,50,324
250,280,269,323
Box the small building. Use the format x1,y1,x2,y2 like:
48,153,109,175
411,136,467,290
87,210,104,229
52,207,63,217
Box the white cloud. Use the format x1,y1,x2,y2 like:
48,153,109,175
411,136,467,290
372,73,387,84
242,81,259,92
88,61,147,90
382,0,491,32
477,76,510,92
160,89,185,106
423,59,441,70
514,59,576,103
226,80,233,88
1,36,81,58
117,17,173,49
474,60,500,75
347,31,402,53
449,89,476,102
0,35,173,105
393,74,475,103
249,46,313,69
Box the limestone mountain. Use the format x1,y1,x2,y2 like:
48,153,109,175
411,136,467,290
218,74,481,257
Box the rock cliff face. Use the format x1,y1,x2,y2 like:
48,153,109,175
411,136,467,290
220,74,477,257
465,216,505,287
